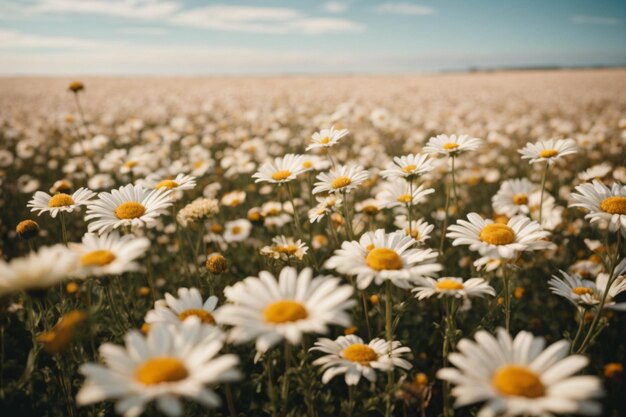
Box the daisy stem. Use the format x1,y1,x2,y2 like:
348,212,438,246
408,180,414,238
451,156,458,203
225,383,237,417
439,169,452,256
576,233,622,354
569,308,587,354
442,297,457,417
361,291,373,340
538,161,549,224
60,212,68,245
265,356,278,417
73,92,89,141
385,281,394,417
503,265,512,331
286,183,303,238
281,342,292,415
342,191,354,240
348,385,356,417
328,216,340,247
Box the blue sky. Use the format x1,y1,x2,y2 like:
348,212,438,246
1,0,625,75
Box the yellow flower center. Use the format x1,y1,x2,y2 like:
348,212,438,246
599,196,626,215
155,180,178,189
573,287,594,296
271,170,292,181
263,300,308,324
406,228,420,239
402,164,417,173
331,176,352,189
193,160,204,169
512,193,529,205
303,160,313,169
210,224,224,233
80,250,116,266
320,136,331,144
135,357,189,385
539,149,558,158
231,226,242,235
178,309,216,325
492,365,545,398
436,279,464,291
115,202,146,219
479,223,515,245
397,194,412,203
275,244,298,255
342,344,378,365
124,160,138,168
366,248,403,271
443,143,459,151
48,193,75,207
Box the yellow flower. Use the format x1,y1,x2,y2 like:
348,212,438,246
38,310,87,354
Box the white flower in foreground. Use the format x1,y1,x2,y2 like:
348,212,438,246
570,180,626,236
447,213,551,259
376,180,434,209
145,287,220,326
412,277,495,300
144,173,197,191
28,187,95,218
306,125,349,151
85,184,172,235
325,229,442,289
423,134,482,156
312,165,370,195
76,319,240,417
310,335,412,385
71,232,150,277
216,267,354,354
518,138,577,165
0,245,78,296
437,328,604,417
380,153,434,180
252,154,306,184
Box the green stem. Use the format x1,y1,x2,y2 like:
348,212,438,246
569,308,587,354
538,162,549,224
503,265,512,331
439,169,452,256
342,191,354,240
281,343,292,415
60,212,68,245
451,156,458,202
265,356,278,417
385,281,394,417
225,383,237,417
361,291,373,340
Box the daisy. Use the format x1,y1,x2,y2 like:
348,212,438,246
437,328,603,417
223,219,252,243
325,229,442,289
518,138,578,165
145,287,220,326
260,236,308,261
176,198,220,228
308,195,342,223
376,180,434,209
220,190,246,208
144,173,196,192
252,154,306,184
28,187,95,218
447,213,551,259
312,165,370,195
306,125,349,151
216,267,355,353
569,180,626,236
71,232,150,277
380,153,434,180
549,265,626,311
0,245,78,296
412,277,495,300
423,134,482,156
85,184,173,235
310,335,412,385
492,178,539,217
394,216,434,245
76,319,240,417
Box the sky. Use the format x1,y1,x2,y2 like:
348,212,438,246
0,0,625,75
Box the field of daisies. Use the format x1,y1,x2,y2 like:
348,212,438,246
1,70,625,417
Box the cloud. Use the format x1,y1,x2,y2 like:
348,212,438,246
374,2,434,16
0,28,101,48
117,27,167,35
571,15,622,26
170,5,365,34
28,0,182,20
324,2,349,14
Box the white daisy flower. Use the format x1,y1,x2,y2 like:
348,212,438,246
312,165,370,195
518,138,578,165
223,219,252,243
412,277,495,300
376,180,434,209
220,190,246,208
394,216,434,245
85,184,173,235
492,178,539,217
76,319,240,417
380,153,434,180
71,232,150,277
325,229,442,289
145,287,220,326
28,187,95,218
570,180,626,236
437,328,604,417
252,154,306,184
423,134,482,156
0,245,78,296
300,155,331,172
260,235,308,261
447,213,551,259
216,267,355,354
310,335,412,385
578,163,613,183
308,195,342,223
144,173,196,191
306,125,349,151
